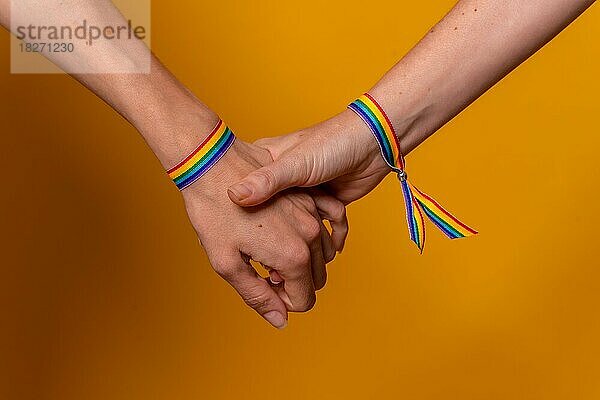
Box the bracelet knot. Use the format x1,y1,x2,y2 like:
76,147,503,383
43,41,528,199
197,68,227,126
348,93,477,252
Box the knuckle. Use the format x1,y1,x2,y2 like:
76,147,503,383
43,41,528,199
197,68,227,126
243,292,271,312
301,219,321,241
287,245,311,269
211,258,236,280
215,266,235,281
331,202,347,221
281,153,309,185
252,168,277,190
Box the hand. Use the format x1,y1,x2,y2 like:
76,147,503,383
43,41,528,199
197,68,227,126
227,110,391,207
183,139,348,329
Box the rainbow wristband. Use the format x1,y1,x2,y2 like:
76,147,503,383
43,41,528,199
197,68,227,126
349,93,477,252
167,120,235,190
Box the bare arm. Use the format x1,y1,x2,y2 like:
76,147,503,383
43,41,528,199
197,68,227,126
1,0,349,328
0,0,217,165
372,0,596,154
229,0,596,207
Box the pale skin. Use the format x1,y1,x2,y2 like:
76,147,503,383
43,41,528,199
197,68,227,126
229,0,596,210
2,0,595,328
0,0,350,329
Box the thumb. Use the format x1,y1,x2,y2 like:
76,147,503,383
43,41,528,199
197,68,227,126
228,155,308,206
211,253,289,329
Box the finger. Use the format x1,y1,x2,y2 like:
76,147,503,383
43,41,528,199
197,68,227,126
253,132,303,159
256,265,289,307
320,221,336,263
246,227,317,313
264,267,293,308
308,225,327,291
303,202,331,289
258,262,283,285
311,191,349,252
227,153,309,207
269,277,292,309
211,254,288,329
269,270,284,285
253,136,283,151
276,242,316,313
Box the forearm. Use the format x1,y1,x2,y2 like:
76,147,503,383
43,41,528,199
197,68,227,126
0,0,217,166
229,0,596,211
77,57,219,166
370,0,595,154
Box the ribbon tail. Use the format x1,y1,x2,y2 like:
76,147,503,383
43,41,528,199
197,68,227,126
409,182,478,239
400,179,426,252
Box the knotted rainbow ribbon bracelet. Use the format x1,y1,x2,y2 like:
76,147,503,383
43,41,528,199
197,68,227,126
348,93,477,252
167,120,235,190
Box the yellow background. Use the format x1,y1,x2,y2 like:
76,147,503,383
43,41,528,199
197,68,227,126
1,1,599,399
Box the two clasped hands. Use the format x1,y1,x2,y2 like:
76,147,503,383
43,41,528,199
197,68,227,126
178,0,594,329
181,108,391,329
2,0,593,329
179,0,595,330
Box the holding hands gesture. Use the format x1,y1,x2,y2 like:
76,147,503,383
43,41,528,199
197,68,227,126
228,110,390,207
2,0,594,328
181,136,347,328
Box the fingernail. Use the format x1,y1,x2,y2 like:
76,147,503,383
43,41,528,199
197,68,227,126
269,271,284,285
264,311,287,329
269,276,283,285
228,183,252,201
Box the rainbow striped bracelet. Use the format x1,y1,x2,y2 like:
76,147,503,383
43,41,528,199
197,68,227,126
348,93,477,252
167,120,235,190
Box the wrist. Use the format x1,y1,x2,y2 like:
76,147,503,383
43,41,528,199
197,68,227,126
137,101,220,168
166,119,241,194
181,140,270,204
367,85,432,156
337,108,387,162
331,108,391,176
